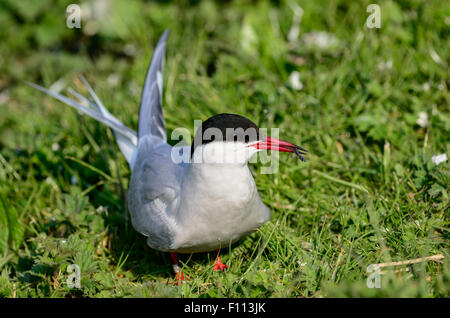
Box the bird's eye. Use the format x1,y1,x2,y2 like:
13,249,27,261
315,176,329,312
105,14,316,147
244,135,250,143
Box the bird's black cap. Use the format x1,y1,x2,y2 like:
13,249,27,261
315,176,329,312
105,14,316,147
191,113,261,157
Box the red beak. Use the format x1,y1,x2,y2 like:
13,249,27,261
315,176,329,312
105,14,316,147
249,136,307,161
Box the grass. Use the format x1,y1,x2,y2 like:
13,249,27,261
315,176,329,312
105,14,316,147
0,0,449,297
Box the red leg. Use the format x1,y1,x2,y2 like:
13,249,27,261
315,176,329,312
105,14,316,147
213,249,228,271
170,252,186,285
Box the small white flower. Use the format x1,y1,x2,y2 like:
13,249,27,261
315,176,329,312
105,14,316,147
431,154,447,165
124,43,136,56
287,2,303,43
83,21,99,36
241,23,258,54
0,90,10,105
429,48,443,65
377,60,392,70
422,82,430,92
288,71,303,90
416,112,429,128
107,73,121,87
51,143,60,151
303,31,339,50
71,175,78,185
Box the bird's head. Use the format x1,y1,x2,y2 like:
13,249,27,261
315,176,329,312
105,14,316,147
190,113,307,165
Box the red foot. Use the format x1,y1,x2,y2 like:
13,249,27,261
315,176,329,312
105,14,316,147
213,250,228,271
173,271,186,285
171,252,188,285
213,261,228,271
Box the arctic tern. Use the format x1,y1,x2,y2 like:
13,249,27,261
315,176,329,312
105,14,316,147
28,29,307,282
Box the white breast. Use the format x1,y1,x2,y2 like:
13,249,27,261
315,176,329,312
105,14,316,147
171,163,271,253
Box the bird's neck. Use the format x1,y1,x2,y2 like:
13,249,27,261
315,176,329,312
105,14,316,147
184,162,256,197
187,161,249,178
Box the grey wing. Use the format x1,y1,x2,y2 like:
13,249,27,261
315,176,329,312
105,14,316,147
138,29,169,141
127,141,182,251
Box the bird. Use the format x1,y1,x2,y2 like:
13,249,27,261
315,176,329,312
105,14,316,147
28,29,307,283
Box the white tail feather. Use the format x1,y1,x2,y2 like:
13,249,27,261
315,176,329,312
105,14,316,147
27,78,137,168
